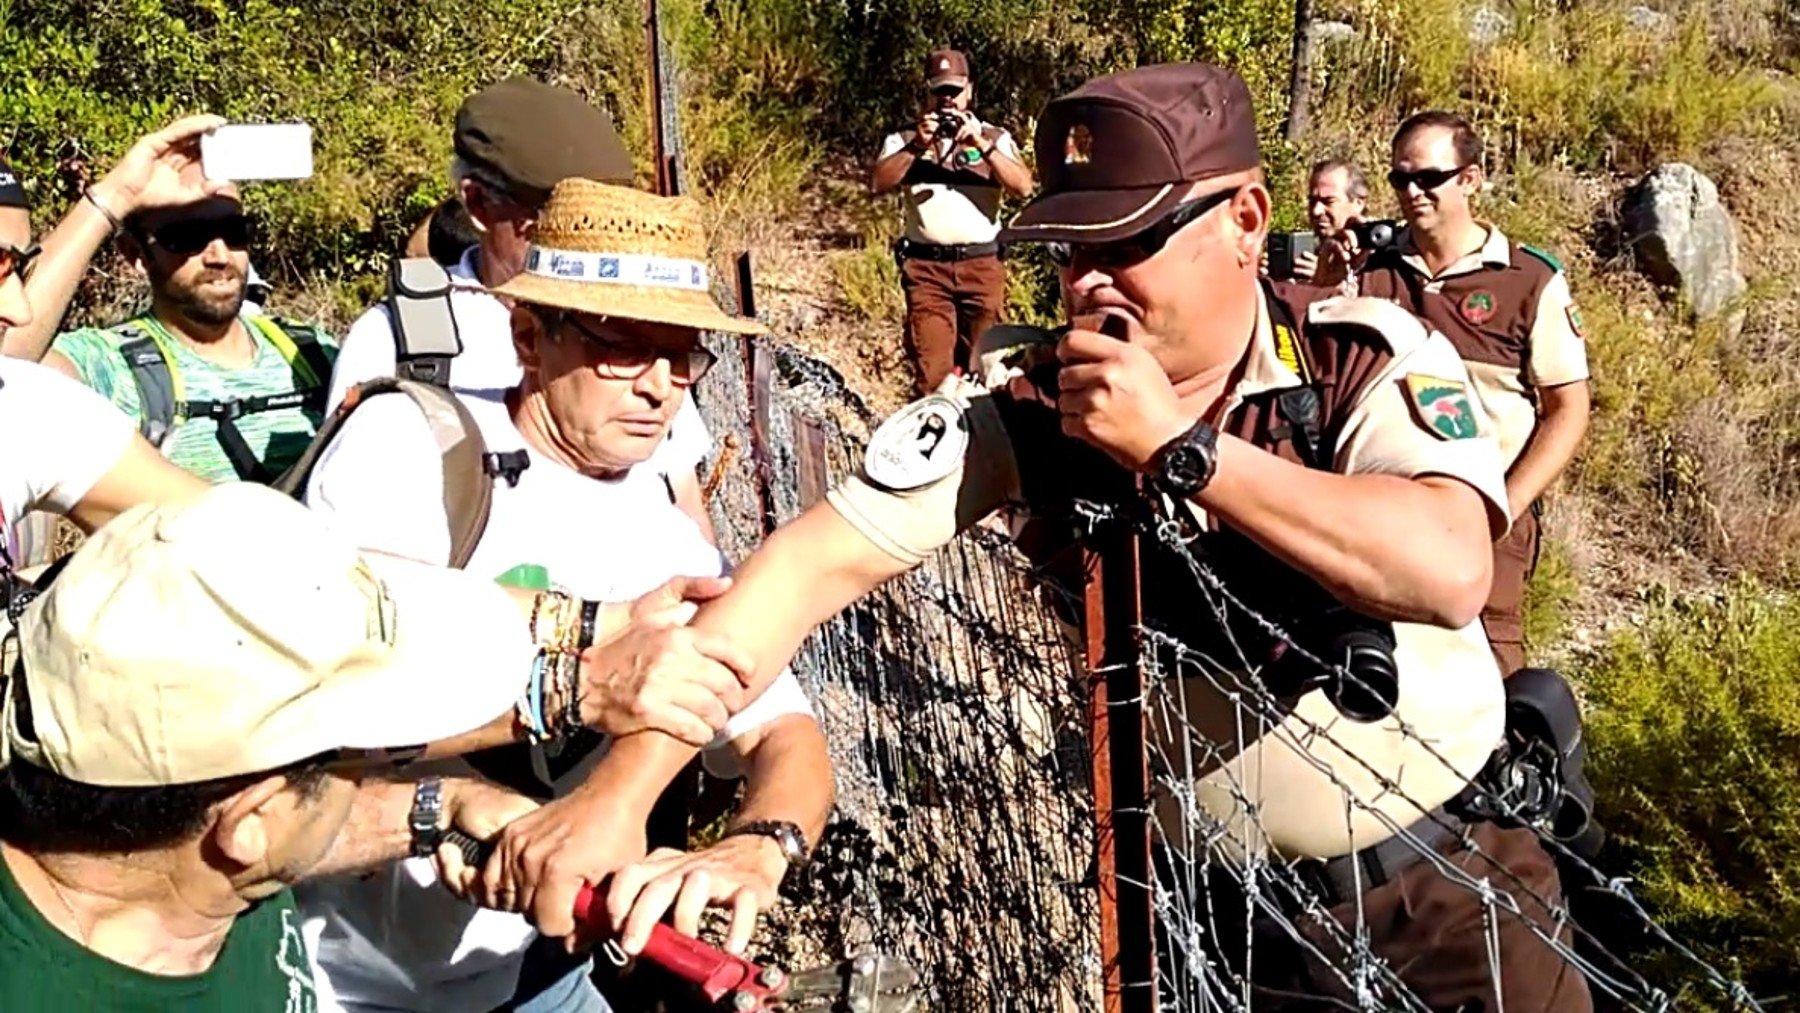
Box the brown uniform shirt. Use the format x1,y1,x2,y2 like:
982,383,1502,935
828,285,1511,859
1355,225,1589,471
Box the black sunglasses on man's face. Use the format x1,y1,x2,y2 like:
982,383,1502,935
1046,187,1241,270
143,214,253,257
1387,165,1469,193
0,244,39,283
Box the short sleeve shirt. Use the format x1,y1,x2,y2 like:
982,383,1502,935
828,287,1510,859
1354,225,1589,469
0,855,318,1012
878,121,1021,246
0,358,135,533
53,315,337,483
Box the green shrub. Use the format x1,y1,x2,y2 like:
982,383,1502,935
1577,580,1800,1003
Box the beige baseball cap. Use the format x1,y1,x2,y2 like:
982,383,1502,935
2,484,530,787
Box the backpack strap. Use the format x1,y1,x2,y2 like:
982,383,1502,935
272,378,494,568
245,315,334,392
114,321,182,448
387,257,463,386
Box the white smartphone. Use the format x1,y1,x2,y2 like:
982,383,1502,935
200,123,314,182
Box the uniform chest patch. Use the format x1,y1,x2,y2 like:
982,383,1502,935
1404,375,1480,440
864,395,970,490
1459,290,1497,325
1567,304,1586,339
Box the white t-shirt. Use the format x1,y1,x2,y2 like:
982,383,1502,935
0,357,134,542
296,390,813,1013
326,246,712,477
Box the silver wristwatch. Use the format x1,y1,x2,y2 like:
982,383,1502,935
408,777,445,858
724,820,810,870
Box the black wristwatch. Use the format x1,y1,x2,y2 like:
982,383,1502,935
408,777,445,858
724,820,811,871
1150,420,1220,498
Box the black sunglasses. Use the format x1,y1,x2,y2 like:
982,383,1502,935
546,311,719,385
1046,188,1241,269
0,243,39,283
143,214,253,256
1386,165,1469,193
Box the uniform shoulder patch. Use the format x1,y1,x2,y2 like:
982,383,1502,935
1307,295,1430,358
1404,375,1480,440
863,394,971,491
1519,243,1565,274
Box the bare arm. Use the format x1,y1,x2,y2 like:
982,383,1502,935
5,115,227,361
871,146,921,195
983,144,1034,198
1199,437,1494,627
306,776,537,879
64,432,209,532
1504,380,1589,520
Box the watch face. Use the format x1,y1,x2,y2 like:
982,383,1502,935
1164,445,1205,488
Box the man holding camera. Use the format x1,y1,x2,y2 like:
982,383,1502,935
871,48,1033,395
1355,111,1591,675
580,64,1590,1009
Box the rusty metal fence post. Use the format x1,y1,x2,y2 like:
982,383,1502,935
1086,527,1158,1013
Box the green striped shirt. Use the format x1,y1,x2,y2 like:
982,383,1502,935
52,314,337,483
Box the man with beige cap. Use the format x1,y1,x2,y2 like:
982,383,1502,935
0,483,546,1011
300,179,832,1013
579,64,1592,1007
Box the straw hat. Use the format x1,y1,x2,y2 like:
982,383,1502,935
492,179,767,335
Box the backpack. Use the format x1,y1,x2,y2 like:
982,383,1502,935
272,258,510,569
117,313,334,483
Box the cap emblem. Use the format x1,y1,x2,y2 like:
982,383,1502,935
1064,123,1093,165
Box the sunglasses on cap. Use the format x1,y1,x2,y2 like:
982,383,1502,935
543,311,719,386
0,243,39,283
1386,165,1470,193
1046,187,1241,269
141,214,253,256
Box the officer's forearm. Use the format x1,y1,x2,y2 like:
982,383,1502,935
1197,434,1493,626
871,150,917,194
1504,380,1589,520
579,502,915,808
7,196,113,361
985,149,1034,197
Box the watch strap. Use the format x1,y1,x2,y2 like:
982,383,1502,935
408,777,445,858
723,819,810,866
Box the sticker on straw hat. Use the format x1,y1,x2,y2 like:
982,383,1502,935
864,395,969,491
525,247,710,291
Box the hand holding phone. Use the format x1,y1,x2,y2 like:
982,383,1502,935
200,124,314,182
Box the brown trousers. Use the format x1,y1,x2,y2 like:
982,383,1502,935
1485,506,1540,677
899,253,1006,396
1256,821,1594,1011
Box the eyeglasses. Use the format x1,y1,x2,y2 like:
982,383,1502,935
1045,187,1241,269
1386,165,1470,193
143,214,253,256
0,244,39,283
547,311,718,385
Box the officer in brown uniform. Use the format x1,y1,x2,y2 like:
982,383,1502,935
1356,111,1591,675
872,48,1034,395
581,64,1593,1009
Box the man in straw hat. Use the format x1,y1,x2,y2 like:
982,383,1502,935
326,77,721,542
563,64,1592,1008
0,483,547,1011
298,178,831,1013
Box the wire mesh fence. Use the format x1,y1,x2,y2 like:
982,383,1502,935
688,331,1768,1011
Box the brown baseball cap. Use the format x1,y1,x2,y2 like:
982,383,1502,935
1002,63,1261,245
455,78,635,207
925,49,971,89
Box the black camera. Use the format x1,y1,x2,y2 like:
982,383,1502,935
1348,218,1402,254
1266,231,1319,280
1267,606,1400,722
935,111,962,137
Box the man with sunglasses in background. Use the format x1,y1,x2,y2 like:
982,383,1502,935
586,64,1590,1008
297,179,830,1013
39,188,335,484
1355,111,1591,676
872,48,1034,395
